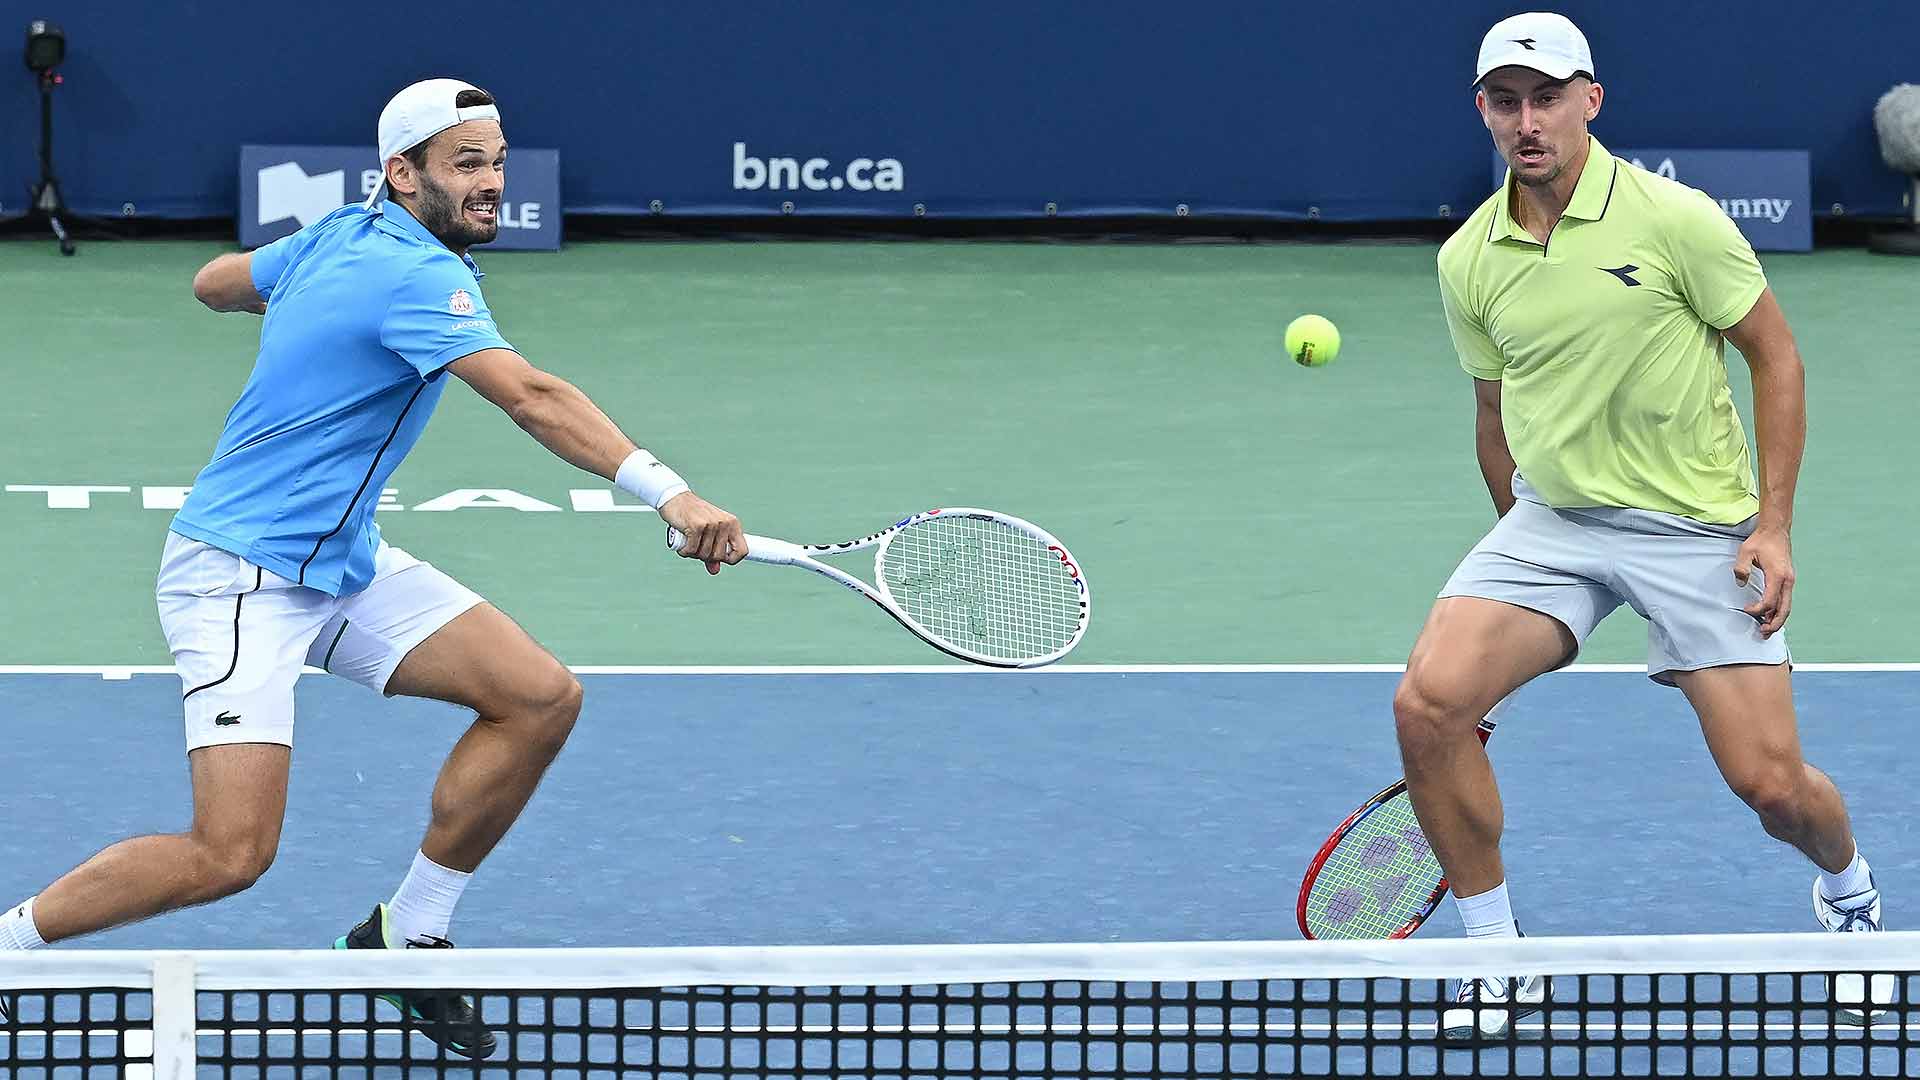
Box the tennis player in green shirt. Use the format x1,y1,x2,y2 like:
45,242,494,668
1399,12,1887,1039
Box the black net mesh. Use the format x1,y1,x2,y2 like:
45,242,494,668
4,969,1915,1077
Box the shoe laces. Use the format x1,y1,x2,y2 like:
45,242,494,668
1823,889,1879,932
1834,904,1879,932
1454,977,1505,1004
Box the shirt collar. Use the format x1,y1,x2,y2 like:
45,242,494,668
374,201,486,279
1488,135,1619,245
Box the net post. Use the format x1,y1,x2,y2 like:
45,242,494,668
150,952,197,1080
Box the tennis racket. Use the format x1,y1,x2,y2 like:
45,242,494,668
667,507,1089,668
1295,707,1504,940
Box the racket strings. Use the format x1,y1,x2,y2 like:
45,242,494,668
1303,794,1443,940
879,516,1084,661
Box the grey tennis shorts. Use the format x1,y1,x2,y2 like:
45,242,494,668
1439,475,1790,686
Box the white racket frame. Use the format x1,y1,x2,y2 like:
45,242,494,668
668,507,1090,668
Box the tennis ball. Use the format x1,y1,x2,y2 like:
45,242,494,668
1286,314,1341,368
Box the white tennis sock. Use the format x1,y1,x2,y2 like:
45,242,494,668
1819,848,1874,901
1455,881,1519,939
0,897,47,951
386,852,472,946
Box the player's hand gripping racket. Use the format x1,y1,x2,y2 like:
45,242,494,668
668,508,1090,668
1295,703,1507,940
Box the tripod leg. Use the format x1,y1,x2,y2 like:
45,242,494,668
49,211,74,256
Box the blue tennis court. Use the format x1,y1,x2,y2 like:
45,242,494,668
5,668,1912,951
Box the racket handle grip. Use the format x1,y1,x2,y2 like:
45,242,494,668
664,527,806,565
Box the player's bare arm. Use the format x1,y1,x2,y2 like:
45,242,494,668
448,347,746,572
1724,288,1806,636
1472,377,1517,518
191,252,267,315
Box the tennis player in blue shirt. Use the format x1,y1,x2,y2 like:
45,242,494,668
0,79,743,1057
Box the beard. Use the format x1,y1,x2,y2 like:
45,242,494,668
1506,139,1572,188
413,172,498,249
1512,157,1570,188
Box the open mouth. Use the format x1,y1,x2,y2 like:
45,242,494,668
1514,146,1549,166
464,200,497,223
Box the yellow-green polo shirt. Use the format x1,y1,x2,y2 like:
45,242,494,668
1437,136,1768,524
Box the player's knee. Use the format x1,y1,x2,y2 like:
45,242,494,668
1392,678,1468,757
194,835,278,900
1729,768,1804,836
549,670,585,738
513,664,581,755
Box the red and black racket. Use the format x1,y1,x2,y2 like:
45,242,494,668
1295,713,1499,940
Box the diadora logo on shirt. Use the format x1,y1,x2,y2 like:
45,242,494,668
448,290,475,315
257,161,346,229
1598,264,1642,287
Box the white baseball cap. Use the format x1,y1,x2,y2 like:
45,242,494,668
1472,12,1594,88
363,77,502,209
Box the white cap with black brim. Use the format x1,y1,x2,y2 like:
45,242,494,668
364,77,502,210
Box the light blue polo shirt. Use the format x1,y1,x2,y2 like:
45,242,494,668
171,202,513,596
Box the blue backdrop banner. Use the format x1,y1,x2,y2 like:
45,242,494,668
2,2,1907,225
238,146,560,251
1490,149,1813,252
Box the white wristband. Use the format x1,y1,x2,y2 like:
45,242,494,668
615,449,691,510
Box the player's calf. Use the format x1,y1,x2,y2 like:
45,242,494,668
26,824,280,944
1722,759,1854,870
415,659,582,870
1391,676,1512,894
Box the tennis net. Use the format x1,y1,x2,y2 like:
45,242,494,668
1,931,1914,1077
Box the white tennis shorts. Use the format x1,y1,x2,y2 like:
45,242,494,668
155,532,485,750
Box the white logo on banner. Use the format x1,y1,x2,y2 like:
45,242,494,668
1631,156,1794,223
732,143,905,192
1628,156,1680,180
257,162,346,228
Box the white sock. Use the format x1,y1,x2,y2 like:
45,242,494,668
1819,848,1874,901
0,897,47,951
386,852,472,945
1455,881,1519,939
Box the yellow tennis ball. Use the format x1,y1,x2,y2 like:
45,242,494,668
1286,314,1341,368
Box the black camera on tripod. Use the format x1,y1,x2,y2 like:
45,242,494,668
25,19,74,255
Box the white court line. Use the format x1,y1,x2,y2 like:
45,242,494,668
1,663,1919,679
